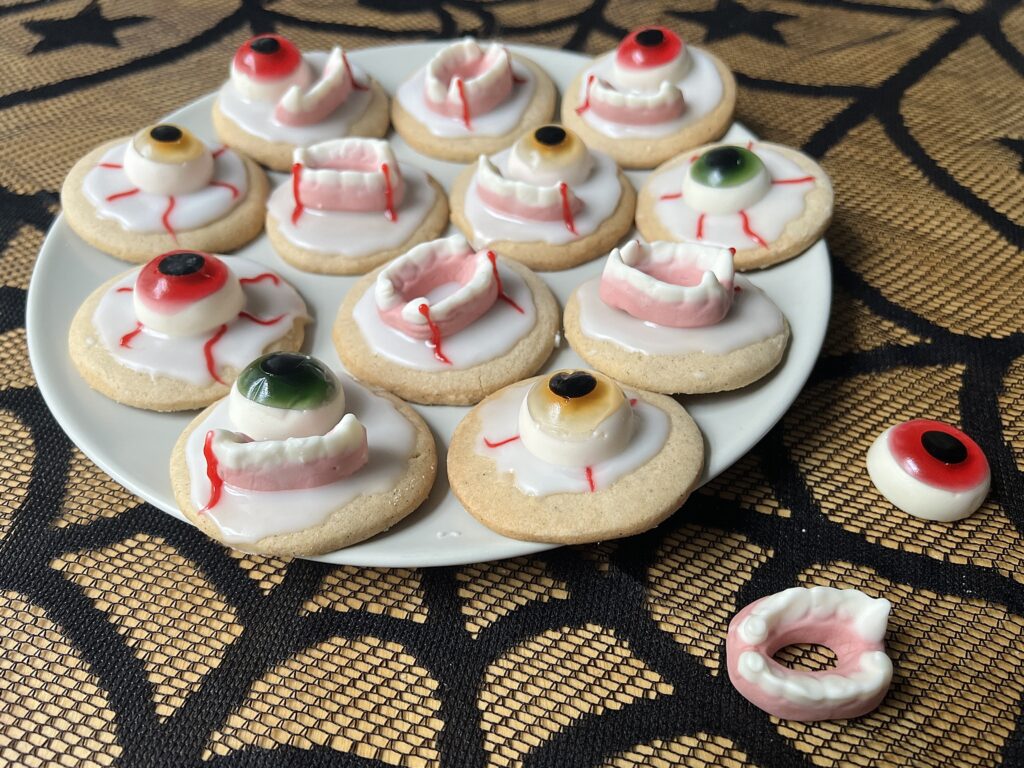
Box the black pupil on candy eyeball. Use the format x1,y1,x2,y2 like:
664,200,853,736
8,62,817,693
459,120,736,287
158,252,205,276
251,37,280,54
260,352,305,376
535,126,566,146
549,371,597,399
704,146,743,172
636,28,665,47
921,430,968,464
150,124,182,143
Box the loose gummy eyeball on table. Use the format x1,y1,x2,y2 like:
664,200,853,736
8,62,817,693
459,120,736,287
865,418,990,522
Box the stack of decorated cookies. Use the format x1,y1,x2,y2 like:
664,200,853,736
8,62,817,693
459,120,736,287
61,28,834,559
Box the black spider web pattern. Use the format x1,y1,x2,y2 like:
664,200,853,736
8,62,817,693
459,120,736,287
0,0,1022,766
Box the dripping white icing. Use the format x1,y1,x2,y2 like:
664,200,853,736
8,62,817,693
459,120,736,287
185,375,417,544
576,275,786,356
82,142,248,234
474,382,669,495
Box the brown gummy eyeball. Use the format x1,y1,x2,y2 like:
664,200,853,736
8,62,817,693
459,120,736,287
134,123,205,164
526,369,627,436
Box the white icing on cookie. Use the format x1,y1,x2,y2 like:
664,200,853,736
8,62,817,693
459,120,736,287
473,382,669,495
396,51,536,138
266,164,438,258
576,276,785,355
576,48,724,139
92,257,307,386
461,147,622,247
185,375,417,544
82,143,248,235
217,51,374,145
647,143,815,249
350,262,537,371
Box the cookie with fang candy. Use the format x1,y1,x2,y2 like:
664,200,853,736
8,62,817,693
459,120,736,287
564,240,789,393
561,26,736,169
213,34,390,172
392,37,557,163
450,124,636,270
170,352,436,556
637,141,833,270
61,124,269,263
334,234,560,405
447,369,704,543
69,250,308,411
265,138,449,275
866,419,991,522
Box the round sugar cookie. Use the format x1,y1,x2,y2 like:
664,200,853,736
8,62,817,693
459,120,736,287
68,253,308,412
564,272,790,395
448,370,704,544
62,131,268,264
334,241,559,405
266,167,449,275
170,370,436,557
637,141,833,271
212,35,390,172
391,41,556,163
449,124,636,271
561,27,736,169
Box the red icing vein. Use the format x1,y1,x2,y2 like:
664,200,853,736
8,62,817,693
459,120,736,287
575,74,595,115
98,162,123,169
660,191,683,200
204,324,229,384
585,466,596,492
739,210,767,248
291,162,304,224
381,162,397,222
455,77,471,129
116,286,133,293
238,311,285,325
210,180,240,198
772,176,815,185
119,322,143,348
484,435,520,448
239,272,280,286
200,430,223,513
695,213,706,240
106,188,139,202
559,183,578,236
161,196,177,240
487,251,525,314
418,303,451,365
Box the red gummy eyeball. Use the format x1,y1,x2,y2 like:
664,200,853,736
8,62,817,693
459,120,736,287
866,418,990,522
616,26,683,69
136,250,228,311
233,34,302,80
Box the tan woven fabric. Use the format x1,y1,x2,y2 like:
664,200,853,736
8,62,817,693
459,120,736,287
2,0,1023,765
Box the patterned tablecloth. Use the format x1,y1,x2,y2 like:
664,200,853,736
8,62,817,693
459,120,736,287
2,0,1023,766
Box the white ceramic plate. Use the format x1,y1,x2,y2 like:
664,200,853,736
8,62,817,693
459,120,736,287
26,42,831,567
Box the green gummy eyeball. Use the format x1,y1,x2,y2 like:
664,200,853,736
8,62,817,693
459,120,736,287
690,146,765,188
236,353,338,410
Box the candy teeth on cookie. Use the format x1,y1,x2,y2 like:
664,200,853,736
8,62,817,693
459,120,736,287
275,47,354,126
293,138,405,213
424,38,514,122
209,412,369,492
375,235,498,341
588,79,684,125
599,240,734,328
476,156,582,222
